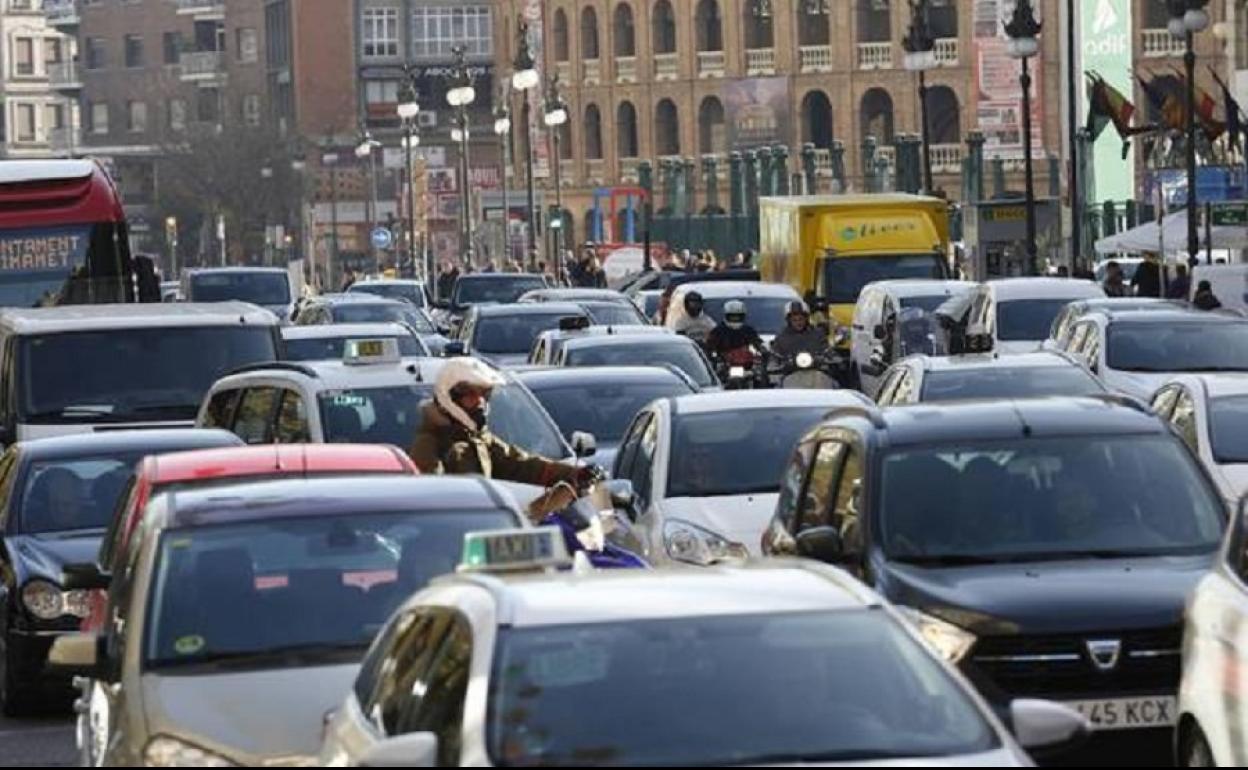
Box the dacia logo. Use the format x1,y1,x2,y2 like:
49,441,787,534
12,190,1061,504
1086,639,1122,672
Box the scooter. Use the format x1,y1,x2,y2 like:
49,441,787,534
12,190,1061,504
770,350,842,389
528,469,648,569
710,348,770,390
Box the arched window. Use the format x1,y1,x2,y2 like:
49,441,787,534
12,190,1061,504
655,98,680,156
585,104,603,159
857,0,890,43
617,101,639,157
581,6,600,59
552,9,570,61
698,96,726,154
743,1,774,49
800,90,834,148
926,86,960,144
652,0,677,53
696,0,723,51
614,3,636,57
860,88,894,144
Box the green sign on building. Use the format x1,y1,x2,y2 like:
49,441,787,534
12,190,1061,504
1081,0,1135,203
1212,202,1248,226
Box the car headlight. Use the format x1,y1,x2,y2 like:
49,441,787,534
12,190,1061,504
795,352,814,369
144,736,238,767
898,606,977,663
20,580,90,620
663,519,749,566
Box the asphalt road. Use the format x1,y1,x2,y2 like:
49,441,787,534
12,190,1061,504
0,712,76,767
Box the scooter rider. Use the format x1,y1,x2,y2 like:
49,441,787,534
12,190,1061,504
673,290,716,344
706,299,766,364
771,300,830,360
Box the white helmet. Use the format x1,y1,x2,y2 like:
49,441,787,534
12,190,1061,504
724,299,747,330
434,357,507,432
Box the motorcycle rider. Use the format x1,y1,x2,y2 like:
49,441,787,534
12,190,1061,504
673,290,716,344
706,299,766,367
771,300,830,361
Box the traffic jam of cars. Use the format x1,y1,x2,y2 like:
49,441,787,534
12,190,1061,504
5,161,1248,767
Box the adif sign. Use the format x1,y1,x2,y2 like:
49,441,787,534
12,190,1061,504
1081,0,1134,203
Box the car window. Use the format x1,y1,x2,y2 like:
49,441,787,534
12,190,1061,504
891,369,916,404
613,412,651,479
232,387,279,444
1065,321,1090,353
1172,389,1200,454
774,443,814,532
1050,306,1073,344
630,414,660,506
202,388,242,429
796,441,846,531
18,455,143,534
365,612,439,733
392,608,472,766
1151,386,1180,419
874,368,902,405
274,389,310,443
0,447,18,528
830,445,865,554
1080,326,1102,370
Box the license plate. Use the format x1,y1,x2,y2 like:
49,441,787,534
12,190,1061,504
1062,696,1177,731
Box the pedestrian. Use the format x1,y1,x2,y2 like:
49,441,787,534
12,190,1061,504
1193,280,1222,311
1132,254,1163,298
436,260,459,300
1167,263,1191,300
341,267,358,291
1102,261,1129,297
663,252,683,271
482,260,498,273
1055,265,1070,277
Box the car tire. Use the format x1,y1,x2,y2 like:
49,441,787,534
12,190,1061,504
0,631,30,718
1180,723,1215,768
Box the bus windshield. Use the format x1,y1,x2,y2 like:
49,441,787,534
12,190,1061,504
0,223,130,307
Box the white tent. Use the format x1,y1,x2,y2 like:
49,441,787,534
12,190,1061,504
1095,210,1248,255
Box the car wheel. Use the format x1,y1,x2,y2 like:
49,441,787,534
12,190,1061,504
1181,723,1215,768
0,630,30,718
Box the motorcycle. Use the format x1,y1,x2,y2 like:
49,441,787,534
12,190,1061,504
710,347,770,390
769,349,842,389
527,468,648,569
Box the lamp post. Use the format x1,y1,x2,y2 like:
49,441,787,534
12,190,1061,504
512,23,541,271
1004,0,1041,276
903,0,937,194
494,100,512,264
1168,0,1210,265
446,44,477,267
543,75,568,279
321,144,341,289
355,130,382,274
260,165,274,265
397,82,421,281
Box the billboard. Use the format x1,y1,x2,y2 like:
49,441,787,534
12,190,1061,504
722,77,792,149
1081,0,1134,202
521,0,551,179
973,0,1045,161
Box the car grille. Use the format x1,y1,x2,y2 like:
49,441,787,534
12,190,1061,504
966,626,1181,700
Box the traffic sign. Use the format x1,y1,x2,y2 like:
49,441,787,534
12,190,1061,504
371,227,394,249
1212,202,1248,227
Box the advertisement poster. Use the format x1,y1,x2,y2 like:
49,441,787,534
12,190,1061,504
522,0,551,179
1081,0,1134,202
973,0,1045,161
722,77,792,149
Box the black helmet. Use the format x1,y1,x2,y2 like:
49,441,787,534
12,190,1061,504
683,291,704,316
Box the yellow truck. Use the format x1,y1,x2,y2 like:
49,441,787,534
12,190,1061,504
758,194,952,332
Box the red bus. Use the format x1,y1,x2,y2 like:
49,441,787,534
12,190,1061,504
0,159,157,307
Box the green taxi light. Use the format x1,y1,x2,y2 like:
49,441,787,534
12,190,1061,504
344,337,401,365
458,527,570,573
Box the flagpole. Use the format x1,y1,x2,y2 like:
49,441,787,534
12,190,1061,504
1066,0,1080,273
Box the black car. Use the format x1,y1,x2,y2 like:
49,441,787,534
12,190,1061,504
444,274,548,317
0,428,243,714
450,302,590,367
557,334,720,389
762,396,1225,753
292,294,449,354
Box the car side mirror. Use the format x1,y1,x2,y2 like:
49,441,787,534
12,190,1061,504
443,341,466,357
606,479,638,522
358,732,439,768
570,431,597,458
794,526,845,563
62,562,111,591
1010,699,1090,755
47,633,106,679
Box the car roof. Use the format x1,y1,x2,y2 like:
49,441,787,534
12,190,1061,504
281,323,417,340
561,333,697,351
161,475,514,528
542,325,671,341
145,443,416,485
514,365,692,390
313,293,407,306
455,273,545,283
914,351,1080,372
351,279,424,286
217,355,442,391
870,396,1162,447
15,428,243,461
987,278,1105,301
1069,297,1179,312
1088,308,1241,325
671,281,799,299
862,279,978,298
0,303,278,334
457,561,879,627
186,267,287,276
671,389,870,414
474,302,587,317
520,288,624,301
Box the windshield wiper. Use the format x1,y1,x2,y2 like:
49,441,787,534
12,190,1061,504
154,641,367,669
693,748,925,766
124,403,197,416
24,405,117,421
892,554,1006,566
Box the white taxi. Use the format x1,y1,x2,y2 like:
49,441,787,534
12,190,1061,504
320,527,1087,766
1151,373,1248,508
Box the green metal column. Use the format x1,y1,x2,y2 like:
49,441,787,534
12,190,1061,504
774,145,790,195
758,147,774,198
1048,154,1060,198
729,151,744,251
861,136,878,192
639,160,653,270
991,157,1006,199
1102,200,1118,236
801,143,816,194
744,150,759,216
683,157,696,250
703,155,720,212
966,130,985,203
830,139,846,194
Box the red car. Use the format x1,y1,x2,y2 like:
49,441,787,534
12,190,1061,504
79,444,417,631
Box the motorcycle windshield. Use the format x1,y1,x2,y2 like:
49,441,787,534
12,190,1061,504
896,308,947,358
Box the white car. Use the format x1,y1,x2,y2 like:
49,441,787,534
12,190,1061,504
320,526,1087,767
281,322,430,360
1044,297,1181,352
964,278,1105,356
1059,308,1248,402
874,352,1105,406
610,390,870,565
528,322,672,365
1151,373,1248,508
665,280,801,344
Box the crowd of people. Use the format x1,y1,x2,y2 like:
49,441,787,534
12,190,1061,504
1100,257,1224,310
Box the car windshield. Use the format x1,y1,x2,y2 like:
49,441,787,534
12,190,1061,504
332,303,426,330
823,256,947,305
901,294,957,313
530,379,694,444
1207,396,1248,464
699,297,793,336
880,435,1224,562
284,335,427,361
188,273,289,306
349,283,426,307
19,327,277,423
144,510,515,669
921,366,1103,402
475,313,580,354
1107,323,1248,372
565,342,716,388
582,303,647,326
453,276,546,307
668,407,830,497
19,454,145,534
486,610,998,766
996,299,1076,341
318,383,567,459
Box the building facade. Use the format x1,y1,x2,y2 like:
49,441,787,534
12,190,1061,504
1,0,78,159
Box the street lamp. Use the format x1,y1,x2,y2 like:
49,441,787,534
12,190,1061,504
494,100,512,264
322,144,341,288
543,76,568,277
512,22,540,270
447,44,476,267
903,0,937,194
356,129,382,274
1168,0,1209,266
1004,0,1041,276
397,80,421,281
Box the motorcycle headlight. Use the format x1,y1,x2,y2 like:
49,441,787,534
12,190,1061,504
144,736,238,767
663,519,749,566
898,607,977,663
795,352,814,369
21,580,64,620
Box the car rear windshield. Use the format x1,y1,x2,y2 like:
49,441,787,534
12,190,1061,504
1107,323,1248,372
317,383,567,459
822,256,947,305
531,379,694,444
348,283,426,307
453,276,546,307
582,303,647,327
189,273,289,306
921,366,1103,402
1208,396,1248,464
668,407,830,497
284,335,426,361
19,326,277,423
880,435,1224,563
996,299,1075,342
486,610,997,766
565,342,715,388
475,313,578,354
144,510,515,669
331,303,408,325
19,454,146,534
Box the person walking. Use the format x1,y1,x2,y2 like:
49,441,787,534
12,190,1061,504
1193,280,1222,311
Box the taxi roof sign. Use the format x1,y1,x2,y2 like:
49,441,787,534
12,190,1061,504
459,526,571,573
344,337,401,365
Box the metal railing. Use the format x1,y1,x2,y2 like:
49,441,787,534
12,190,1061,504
616,56,637,83
745,48,776,75
619,157,640,183
555,60,571,83
934,38,958,66
1142,29,1185,57
930,143,963,173
583,59,601,85
697,50,726,78
876,146,896,167
812,148,833,176
799,45,833,73
180,50,226,78
857,42,893,70
48,61,82,88
655,52,679,80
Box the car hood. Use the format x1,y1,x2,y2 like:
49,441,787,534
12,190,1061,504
661,494,779,555
993,340,1043,356
879,554,1212,636
752,747,1027,767
7,532,104,581
141,663,359,764
1104,369,1171,400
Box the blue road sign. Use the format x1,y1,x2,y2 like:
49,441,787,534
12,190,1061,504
371,227,394,249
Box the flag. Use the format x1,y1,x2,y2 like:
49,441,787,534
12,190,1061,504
1162,66,1226,141
1137,74,1186,133
1210,67,1245,154
1085,72,1137,141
